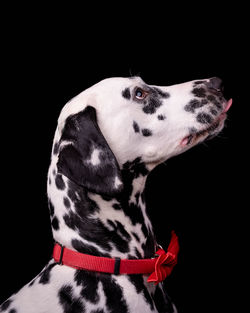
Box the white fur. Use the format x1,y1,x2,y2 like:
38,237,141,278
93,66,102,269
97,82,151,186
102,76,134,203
87,148,101,166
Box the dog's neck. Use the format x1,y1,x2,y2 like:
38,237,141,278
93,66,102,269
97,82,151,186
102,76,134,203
48,158,156,259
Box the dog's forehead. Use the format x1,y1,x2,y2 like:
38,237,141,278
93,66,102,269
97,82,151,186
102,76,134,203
58,77,144,123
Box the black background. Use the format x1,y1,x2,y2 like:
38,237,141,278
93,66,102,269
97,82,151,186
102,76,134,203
0,3,247,313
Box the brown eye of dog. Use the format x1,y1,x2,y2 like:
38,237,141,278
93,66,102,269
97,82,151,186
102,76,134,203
135,88,147,100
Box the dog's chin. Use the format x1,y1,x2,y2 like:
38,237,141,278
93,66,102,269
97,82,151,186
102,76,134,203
145,157,166,170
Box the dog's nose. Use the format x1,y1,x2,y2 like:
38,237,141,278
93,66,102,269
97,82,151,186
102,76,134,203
208,77,224,91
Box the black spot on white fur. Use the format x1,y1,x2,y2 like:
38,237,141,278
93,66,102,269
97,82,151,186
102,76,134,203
143,97,162,114
152,87,170,98
48,200,55,217
142,129,152,137
122,88,131,100
72,238,110,257
132,232,140,242
101,276,129,313
197,112,213,124
108,220,131,241
0,299,12,311
38,263,57,285
157,114,166,120
133,121,140,133
141,85,170,114
74,271,129,312
55,174,65,190
112,203,122,210
52,216,60,230
63,197,71,209
210,108,218,116
133,122,152,137
53,142,59,155
184,99,208,113
74,270,100,304
192,87,206,98
58,285,85,313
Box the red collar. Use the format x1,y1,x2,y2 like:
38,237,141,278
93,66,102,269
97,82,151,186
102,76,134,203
53,231,179,285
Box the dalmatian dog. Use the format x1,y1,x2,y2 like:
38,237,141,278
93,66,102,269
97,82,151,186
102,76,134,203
0,76,231,313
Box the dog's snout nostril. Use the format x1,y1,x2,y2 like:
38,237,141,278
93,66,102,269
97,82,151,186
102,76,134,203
208,77,224,91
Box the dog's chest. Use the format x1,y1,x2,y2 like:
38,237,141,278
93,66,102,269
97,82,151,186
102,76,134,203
6,262,164,313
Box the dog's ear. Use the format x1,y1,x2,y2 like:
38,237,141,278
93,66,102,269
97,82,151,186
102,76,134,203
57,106,123,196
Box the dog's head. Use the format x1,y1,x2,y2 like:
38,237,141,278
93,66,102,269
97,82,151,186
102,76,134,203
55,76,231,196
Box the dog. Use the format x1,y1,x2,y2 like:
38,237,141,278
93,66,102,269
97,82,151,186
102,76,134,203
0,76,231,313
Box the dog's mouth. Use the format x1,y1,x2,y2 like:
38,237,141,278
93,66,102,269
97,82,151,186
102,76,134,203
181,98,232,146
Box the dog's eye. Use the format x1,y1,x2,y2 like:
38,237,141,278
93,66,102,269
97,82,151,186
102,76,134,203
135,88,147,100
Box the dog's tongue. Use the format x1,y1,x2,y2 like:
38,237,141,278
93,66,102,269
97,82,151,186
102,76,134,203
224,98,233,113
